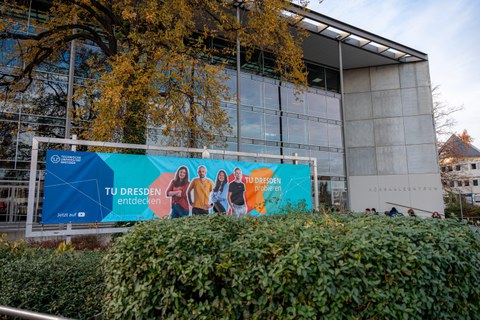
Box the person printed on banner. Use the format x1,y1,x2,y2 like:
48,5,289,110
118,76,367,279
166,166,190,219
211,169,229,213
228,167,247,217
187,165,215,215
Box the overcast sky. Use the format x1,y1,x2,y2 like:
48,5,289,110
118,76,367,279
308,0,480,146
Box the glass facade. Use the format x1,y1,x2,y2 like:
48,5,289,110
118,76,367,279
0,8,348,224
220,71,345,172
209,70,347,208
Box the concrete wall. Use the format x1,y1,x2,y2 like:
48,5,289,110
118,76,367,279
343,62,444,216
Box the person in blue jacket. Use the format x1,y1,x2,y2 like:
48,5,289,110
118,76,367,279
389,207,403,217
211,170,229,213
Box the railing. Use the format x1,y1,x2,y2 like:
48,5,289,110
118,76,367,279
385,202,435,214
0,305,73,320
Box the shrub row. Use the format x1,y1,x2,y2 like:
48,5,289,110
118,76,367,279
0,239,105,319
103,214,480,319
27,234,111,250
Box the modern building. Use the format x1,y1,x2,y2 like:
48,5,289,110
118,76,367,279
0,2,443,229
439,134,480,206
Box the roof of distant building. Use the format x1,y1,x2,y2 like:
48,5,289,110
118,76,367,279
439,134,480,159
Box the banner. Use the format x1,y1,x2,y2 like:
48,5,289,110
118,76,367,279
42,150,312,224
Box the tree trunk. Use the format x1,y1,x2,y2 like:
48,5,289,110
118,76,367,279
123,99,147,154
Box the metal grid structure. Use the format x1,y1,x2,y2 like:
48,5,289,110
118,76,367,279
26,136,319,239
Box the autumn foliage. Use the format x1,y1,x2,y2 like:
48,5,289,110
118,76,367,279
1,0,309,147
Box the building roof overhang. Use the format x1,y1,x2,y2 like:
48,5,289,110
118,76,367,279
288,4,428,70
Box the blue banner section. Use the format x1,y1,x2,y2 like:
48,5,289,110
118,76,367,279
42,150,312,224
43,150,114,224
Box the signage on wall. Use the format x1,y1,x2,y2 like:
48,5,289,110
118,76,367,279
42,150,312,224
367,186,439,192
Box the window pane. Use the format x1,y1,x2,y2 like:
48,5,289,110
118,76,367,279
241,110,264,140
326,96,341,121
281,87,306,114
286,117,307,144
328,124,343,148
311,150,330,176
283,148,310,165
264,82,279,109
265,146,281,163
306,64,326,89
265,115,280,141
224,75,236,103
326,68,340,93
0,120,18,161
308,121,328,146
241,143,266,162
307,92,327,118
240,76,263,107
329,152,345,176
224,107,237,137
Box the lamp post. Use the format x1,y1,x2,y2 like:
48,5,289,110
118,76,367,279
458,191,464,221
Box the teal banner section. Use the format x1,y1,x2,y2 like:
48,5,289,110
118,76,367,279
42,150,312,223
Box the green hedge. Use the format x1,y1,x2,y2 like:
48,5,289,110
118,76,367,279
0,244,105,319
104,214,480,319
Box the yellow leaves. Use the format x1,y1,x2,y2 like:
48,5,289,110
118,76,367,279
4,0,309,146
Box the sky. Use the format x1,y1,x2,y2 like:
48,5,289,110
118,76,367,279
308,0,480,146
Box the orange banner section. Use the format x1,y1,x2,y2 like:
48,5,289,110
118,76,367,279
245,168,274,215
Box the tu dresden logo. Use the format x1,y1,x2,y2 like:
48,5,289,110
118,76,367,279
50,155,61,164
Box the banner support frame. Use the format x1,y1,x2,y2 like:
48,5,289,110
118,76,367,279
26,136,319,239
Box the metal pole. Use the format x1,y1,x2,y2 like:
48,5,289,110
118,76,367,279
458,192,463,221
25,137,39,238
338,39,350,210
66,134,77,244
0,305,73,320
236,5,241,153
313,159,319,210
65,37,76,139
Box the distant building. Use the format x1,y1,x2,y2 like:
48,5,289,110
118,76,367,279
439,134,480,206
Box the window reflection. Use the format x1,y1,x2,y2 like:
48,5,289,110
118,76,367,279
309,121,328,146
240,76,263,107
329,152,345,176
311,150,330,176
286,117,307,144
264,82,279,109
224,107,237,137
326,96,341,121
328,124,343,148
281,87,306,114
241,110,264,140
265,115,280,141
326,68,340,93
307,92,327,118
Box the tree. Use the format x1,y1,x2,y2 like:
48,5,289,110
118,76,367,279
458,129,473,144
0,0,309,148
432,85,463,144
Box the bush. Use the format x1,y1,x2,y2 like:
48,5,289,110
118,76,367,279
0,247,105,319
103,213,480,319
27,234,110,250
